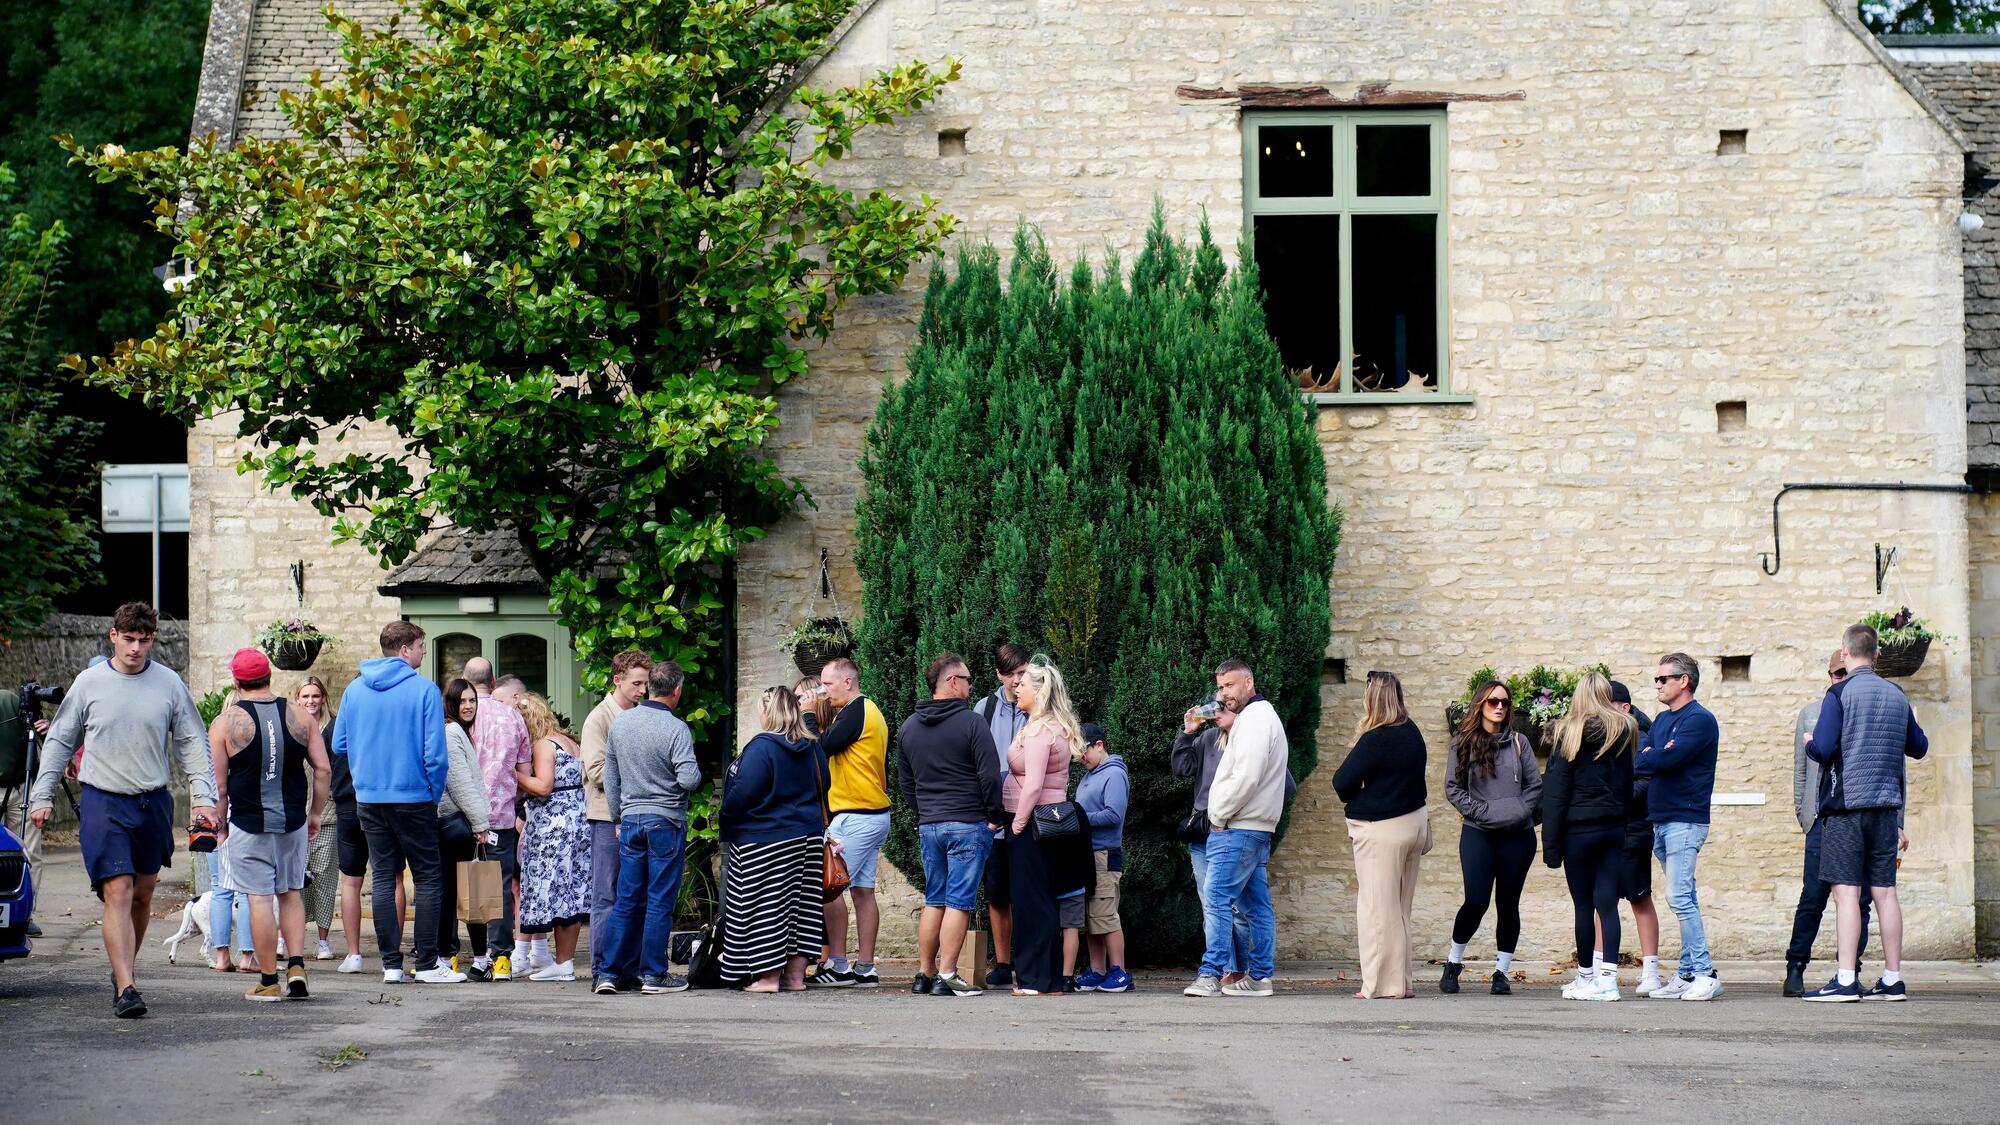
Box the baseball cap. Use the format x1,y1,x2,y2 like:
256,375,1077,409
1080,722,1106,747
230,647,272,684
1609,681,1632,705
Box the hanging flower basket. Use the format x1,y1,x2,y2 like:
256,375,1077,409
1873,636,1931,678
268,638,324,672
782,616,854,679
1862,607,1939,679
257,618,335,672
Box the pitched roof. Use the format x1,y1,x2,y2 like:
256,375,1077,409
377,527,544,596
1897,57,2000,468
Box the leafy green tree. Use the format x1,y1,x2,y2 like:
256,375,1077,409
62,0,957,753
1861,0,2000,33
0,164,100,640
856,212,1342,963
1,0,209,363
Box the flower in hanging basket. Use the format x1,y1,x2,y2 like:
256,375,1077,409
1860,606,1939,648
778,616,854,655
256,618,338,671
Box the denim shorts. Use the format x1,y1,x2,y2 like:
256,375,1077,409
918,821,992,910
827,811,892,889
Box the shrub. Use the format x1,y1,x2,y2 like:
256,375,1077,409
854,209,1341,963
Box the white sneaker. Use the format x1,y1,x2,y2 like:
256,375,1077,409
276,937,288,958
1679,974,1722,1001
1588,976,1622,1002
382,968,407,984
1636,973,1664,997
529,950,555,972
529,959,576,982
1561,977,1593,1000
1648,975,1694,999
338,953,365,974
414,965,468,984
315,939,335,961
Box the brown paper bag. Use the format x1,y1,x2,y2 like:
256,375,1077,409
962,928,991,983
457,858,504,924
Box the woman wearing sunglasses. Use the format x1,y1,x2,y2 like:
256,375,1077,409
1440,679,1542,995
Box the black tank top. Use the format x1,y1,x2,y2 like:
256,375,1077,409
228,698,310,834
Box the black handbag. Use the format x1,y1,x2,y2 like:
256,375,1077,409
1031,800,1082,840
1175,809,1211,846
685,916,728,990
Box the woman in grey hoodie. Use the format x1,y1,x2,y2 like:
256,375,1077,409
1440,679,1542,995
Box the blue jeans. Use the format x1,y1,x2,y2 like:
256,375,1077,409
1188,840,1251,974
600,815,686,981
1199,828,1275,979
589,820,619,976
918,821,992,911
209,885,254,953
1653,821,1712,978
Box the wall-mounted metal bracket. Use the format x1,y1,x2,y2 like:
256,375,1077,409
1758,482,1972,578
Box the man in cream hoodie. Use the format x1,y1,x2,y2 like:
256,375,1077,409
1185,659,1289,999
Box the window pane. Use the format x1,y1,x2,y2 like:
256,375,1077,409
1350,214,1439,392
497,633,550,698
1257,125,1333,198
434,633,483,691
1252,214,1342,385
1356,124,1431,197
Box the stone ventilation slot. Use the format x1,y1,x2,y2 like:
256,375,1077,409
1717,400,1747,432
1717,130,1748,156
1323,658,1348,684
938,129,968,157
1721,655,1751,682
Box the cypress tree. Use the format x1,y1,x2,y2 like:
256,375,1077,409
855,208,1341,963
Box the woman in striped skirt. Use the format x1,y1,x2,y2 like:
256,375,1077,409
718,686,830,992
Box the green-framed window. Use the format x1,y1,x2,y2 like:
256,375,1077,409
397,595,592,727
1243,110,1453,400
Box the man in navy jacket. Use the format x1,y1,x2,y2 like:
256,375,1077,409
1635,652,1721,1001
1801,624,1928,1003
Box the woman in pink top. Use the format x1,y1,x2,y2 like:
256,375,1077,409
1003,659,1084,996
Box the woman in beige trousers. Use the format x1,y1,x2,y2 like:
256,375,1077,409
1332,671,1432,999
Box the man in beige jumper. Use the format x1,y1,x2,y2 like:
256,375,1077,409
581,649,652,983
1184,659,1289,999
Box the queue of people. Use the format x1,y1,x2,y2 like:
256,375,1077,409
22,601,1930,1016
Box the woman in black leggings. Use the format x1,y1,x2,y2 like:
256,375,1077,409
1441,679,1541,995
1541,672,1636,1002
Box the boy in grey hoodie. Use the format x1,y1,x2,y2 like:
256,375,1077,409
1074,723,1132,992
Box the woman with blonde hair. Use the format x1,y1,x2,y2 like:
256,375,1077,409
1541,672,1638,1001
1004,658,1084,996
293,676,342,960
1331,671,1431,999
513,693,592,981
718,686,831,991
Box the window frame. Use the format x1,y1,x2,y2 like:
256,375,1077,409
1242,108,1462,403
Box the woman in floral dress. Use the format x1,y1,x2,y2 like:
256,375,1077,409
514,693,592,981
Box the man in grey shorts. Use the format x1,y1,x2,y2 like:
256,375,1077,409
210,648,332,1002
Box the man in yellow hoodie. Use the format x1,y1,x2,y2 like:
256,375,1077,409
808,657,891,988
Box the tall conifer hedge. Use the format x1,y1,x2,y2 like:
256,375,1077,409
854,211,1341,963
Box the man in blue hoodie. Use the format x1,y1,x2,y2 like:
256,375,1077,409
1637,651,1721,1002
333,621,455,984
1074,722,1131,993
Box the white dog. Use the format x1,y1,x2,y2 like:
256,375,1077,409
161,891,212,965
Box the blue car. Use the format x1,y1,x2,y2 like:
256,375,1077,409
0,821,32,960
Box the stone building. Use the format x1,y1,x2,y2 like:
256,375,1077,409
188,0,1996,959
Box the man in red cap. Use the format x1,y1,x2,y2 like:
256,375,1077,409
208,647,332,1002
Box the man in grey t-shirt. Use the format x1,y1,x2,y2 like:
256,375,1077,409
29,603,216,1019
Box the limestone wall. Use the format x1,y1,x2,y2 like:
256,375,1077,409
1972,494,2000,956
736,0,1976,960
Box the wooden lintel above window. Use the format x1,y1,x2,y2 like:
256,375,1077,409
1177,81,1525,108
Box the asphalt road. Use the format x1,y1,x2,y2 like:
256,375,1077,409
3,860,1997,1123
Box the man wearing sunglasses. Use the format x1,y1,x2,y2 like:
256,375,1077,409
1783,650,1874,997
1637,652,1722,1001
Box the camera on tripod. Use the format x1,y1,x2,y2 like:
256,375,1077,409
18,682,64,723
